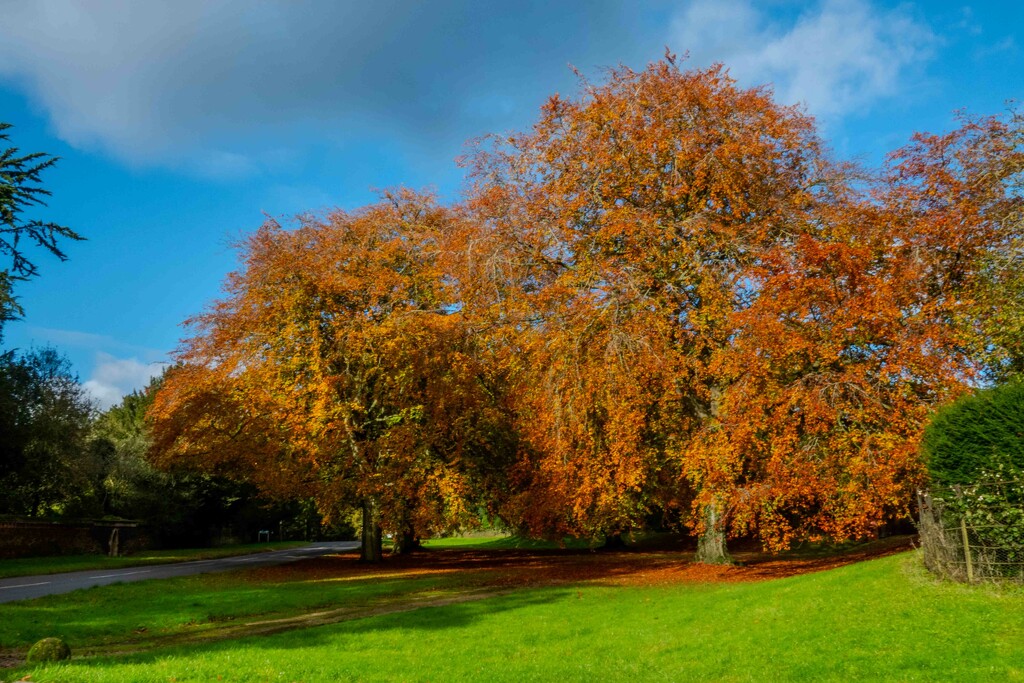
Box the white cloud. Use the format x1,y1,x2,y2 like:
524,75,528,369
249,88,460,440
669,0,936,120
0,0,937,172
83,352,168,409
0,1,654,172
955,7,983,37
192,150,259,181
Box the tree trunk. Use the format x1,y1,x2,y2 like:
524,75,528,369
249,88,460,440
695,499,731,565
360,498,383,563
390,524,422,556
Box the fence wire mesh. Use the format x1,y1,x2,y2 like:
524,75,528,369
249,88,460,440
918,479,1024,583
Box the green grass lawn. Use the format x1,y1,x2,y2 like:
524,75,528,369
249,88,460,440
0,541,309,579
422,533,595,550
4,545,1023,681
0,564,453,652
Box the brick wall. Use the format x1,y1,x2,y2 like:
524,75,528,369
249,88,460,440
0,519,148,559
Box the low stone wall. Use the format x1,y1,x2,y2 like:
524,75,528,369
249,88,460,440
0,519,148,559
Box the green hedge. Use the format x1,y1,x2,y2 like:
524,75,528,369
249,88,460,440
922,382,1024,486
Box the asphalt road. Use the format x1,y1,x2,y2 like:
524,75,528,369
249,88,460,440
0,541,360,604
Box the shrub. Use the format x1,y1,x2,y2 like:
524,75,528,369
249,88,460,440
26,637,71,663
922,383,1024,581
922,382,1024,486
942,468,1024,542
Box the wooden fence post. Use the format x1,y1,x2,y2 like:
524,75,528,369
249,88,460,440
960,517,974,583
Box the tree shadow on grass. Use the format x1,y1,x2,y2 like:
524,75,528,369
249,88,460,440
57,586,575,676
0,571,450,655
7,535,916,676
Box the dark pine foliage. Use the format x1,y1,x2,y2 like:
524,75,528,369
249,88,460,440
922,381,1024,486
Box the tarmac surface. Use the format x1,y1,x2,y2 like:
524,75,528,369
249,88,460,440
0,541,360,603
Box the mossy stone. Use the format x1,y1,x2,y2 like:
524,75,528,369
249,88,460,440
26,637,71,663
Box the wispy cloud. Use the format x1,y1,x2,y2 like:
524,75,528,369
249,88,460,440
955,7,983,37
668,0,936,120
24,325,164,358
975,36,1018,60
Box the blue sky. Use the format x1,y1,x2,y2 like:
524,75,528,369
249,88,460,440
0,0,1021,407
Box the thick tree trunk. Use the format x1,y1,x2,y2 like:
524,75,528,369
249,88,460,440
360,498,383,563
391,525,422,556
695,499,731,565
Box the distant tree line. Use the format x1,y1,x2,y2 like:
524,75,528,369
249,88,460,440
0,356,351,546
0,123,341,548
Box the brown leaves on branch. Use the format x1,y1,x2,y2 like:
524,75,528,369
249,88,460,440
148,58,1024,555
149,192,512,558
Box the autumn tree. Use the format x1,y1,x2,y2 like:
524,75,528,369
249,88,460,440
711,110,1024,549
149,192,505,561
928,111,1024,382
459,56,832,556
458,56,1023,559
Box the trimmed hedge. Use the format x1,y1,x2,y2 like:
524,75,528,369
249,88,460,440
922,382,1024,486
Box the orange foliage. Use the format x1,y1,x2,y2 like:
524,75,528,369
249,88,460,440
458,57,1017,550
457,57,829,542
149,191,504,554
151,57,1023,555
712,113,1023,548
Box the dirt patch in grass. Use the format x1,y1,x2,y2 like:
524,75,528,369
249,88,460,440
73,587,515,661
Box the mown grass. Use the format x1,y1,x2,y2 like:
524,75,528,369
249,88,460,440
0,542,308,579
5,546,1024,681
423,534,595,550
0,562,451,651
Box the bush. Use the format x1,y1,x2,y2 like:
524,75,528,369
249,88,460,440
922,382,1024,486
26,637,71,663
922,383,1024,581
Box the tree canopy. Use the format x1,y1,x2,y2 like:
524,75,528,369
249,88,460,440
148,58,1024,561
148,191,509,560
0,347,94,516
457,58,830,554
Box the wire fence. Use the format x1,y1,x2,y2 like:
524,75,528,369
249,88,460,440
918,479,1024,584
